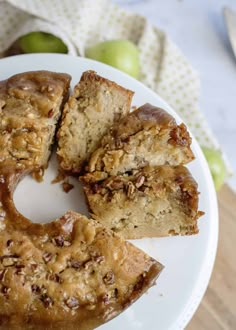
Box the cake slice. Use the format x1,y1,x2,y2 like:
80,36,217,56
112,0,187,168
83,103,194,182
57,70,134,174
0,70,71,174
0,211,163,329
84,165,204,239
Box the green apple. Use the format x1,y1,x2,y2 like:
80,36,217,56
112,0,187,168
85,40,140,78
19,32,68,54
202,147,226,191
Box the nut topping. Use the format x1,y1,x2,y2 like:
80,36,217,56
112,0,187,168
47,109,54,118
102,293,110,305
135,175,145,188
31,284,41,294
53,235,64,247
40,294,54,308
93,255,105,264
70,260,82,269
2,285,10,294
6,239,13,247
46,273,62,283
0,254,19,267
126,181,135,198
42,252,53,263
0,269,7,281
103,271,115,285
65,296,79,309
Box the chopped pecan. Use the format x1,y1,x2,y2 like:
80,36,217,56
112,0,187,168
91,183,100,193
135,175,145,188
2,286,10,294
102,293,110,305
103,271,115,285
175,175,183,184
47,109,54,118
0,254,19,267
126,181,135,198
83,259,94,270
62,181,74,193
0,269,6,281
65,296,79,309
93,255,105,264
106,178,124,190
42,252,53,263
40,294,53,308
53,235,64,247
46,273,62,283
15,264,25,269
30,263,38,272
6,239,13,247
64,240,71,247
0,211,6,221
70,259,82,269
31,284,41,294
15,264,25,275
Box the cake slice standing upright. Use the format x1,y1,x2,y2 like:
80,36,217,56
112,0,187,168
57,70,134,174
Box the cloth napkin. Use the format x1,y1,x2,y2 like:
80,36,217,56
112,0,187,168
0,0,232,176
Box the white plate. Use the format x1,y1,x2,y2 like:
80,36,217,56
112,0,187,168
0,54,218,330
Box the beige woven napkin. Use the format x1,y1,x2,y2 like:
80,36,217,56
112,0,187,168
0,0,232,176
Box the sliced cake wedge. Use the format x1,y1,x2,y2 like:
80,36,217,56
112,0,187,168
57,70,134,174
0,210,163,329
83,103,194,182
0,70,71,175
84,165,204,239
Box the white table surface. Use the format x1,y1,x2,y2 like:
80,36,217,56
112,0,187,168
115,0,236,192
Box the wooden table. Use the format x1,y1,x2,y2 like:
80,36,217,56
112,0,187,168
187,185,236,330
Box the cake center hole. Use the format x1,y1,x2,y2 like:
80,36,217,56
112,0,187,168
14,152,89,223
